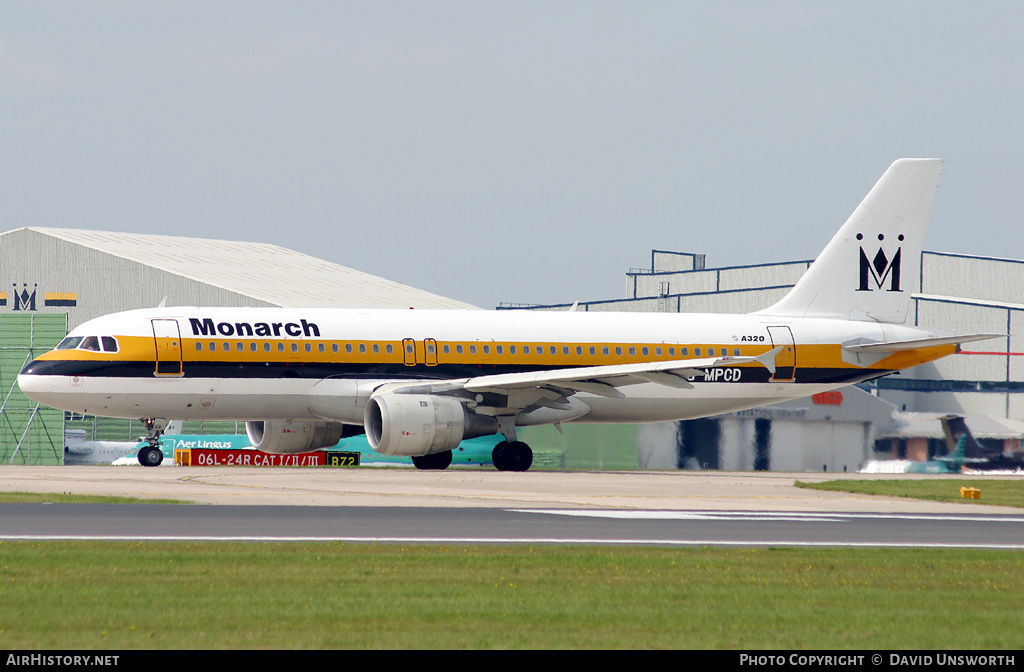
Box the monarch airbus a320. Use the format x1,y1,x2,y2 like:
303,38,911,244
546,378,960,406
19,159,997,471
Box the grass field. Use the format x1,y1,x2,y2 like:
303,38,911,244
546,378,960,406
796,479,1024,508
1,541,1022,649
2,484,1023,649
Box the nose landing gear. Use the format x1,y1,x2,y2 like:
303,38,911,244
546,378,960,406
137,418,167,467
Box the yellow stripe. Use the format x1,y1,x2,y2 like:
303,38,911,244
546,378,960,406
39,335,953,371
44,292,77,301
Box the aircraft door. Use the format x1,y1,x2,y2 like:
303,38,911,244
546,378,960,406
152,319,184,377
402,339,438,366
766,326,796,382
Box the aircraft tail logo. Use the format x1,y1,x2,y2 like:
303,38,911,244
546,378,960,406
858,234,902,292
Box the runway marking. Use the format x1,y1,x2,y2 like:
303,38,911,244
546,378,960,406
511,509,1024,523
2,534,1024,549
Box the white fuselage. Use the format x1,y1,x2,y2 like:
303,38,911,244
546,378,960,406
18,306,949,426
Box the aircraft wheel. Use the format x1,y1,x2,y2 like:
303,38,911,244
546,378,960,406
138,445,163,467
493,441,532,472
411,450,453,470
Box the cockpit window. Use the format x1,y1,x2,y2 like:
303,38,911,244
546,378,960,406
56,337,83,350
55,336,118,352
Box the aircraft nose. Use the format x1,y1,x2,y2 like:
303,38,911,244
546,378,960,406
17,368,54,403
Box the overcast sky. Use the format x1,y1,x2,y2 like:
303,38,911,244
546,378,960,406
3,2,1023,308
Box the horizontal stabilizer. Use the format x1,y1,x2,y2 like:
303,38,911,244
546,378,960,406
843,333,1004,353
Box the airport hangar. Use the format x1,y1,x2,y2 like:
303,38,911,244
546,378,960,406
505,248,1024,473
3,225,1021,471
0,226,475,465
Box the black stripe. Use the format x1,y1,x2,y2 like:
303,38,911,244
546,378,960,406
20,358,892,387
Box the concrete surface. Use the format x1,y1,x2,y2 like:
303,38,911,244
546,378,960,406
0,465,1020,513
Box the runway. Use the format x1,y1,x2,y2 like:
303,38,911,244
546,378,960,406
1,466,1022,548
2,503,1023,548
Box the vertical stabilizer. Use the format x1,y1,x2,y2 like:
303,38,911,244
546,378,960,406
757,158,942,323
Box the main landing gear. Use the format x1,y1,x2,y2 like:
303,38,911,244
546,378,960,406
137,418,167,467
491,440,533,472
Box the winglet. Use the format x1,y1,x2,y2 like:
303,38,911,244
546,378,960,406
752,346,783,375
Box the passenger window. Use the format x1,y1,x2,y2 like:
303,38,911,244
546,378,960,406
237,342,244,352
319,343,325,353
210,342,216,351
386,344,393,354
101,337,118,352
291,343,298,353
196,343,203,351
655,347,662,356
456,344,463,354
642,347,649,356
483,345,490,354
346,344,353,353
669,347,675,356
470,345,477,354
734,348,740,356
264,343,271,352
332,344,338,353
549,346,556,355
278,343,285,352
589,346,596,356
576,346,582,355
628,346,635,356
443,344,450,354
373,344,379,354
305,343,312,353
359,344,366,353
223,342,230,352
602,346,609,356
615,346,622,356
496,345,503,354
695,348,701,356
251,343,258,352
681,348,688,356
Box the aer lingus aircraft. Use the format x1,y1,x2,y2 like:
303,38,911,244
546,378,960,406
18,159,999,471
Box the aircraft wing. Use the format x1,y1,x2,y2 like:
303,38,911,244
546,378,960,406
462,347,782,397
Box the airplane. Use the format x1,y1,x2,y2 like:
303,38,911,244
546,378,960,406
937,415,1024,473
17,159,1001,472
904,416,975,474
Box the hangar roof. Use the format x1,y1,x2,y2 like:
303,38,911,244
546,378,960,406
13,227,477,310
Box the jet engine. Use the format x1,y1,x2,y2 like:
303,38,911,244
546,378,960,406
245,420,347,454
364,393,498,457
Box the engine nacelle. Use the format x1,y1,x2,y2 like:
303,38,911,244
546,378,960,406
245,420,347,454
364,393,498,456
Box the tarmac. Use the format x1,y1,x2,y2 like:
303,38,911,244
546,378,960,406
1,465,1020,513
